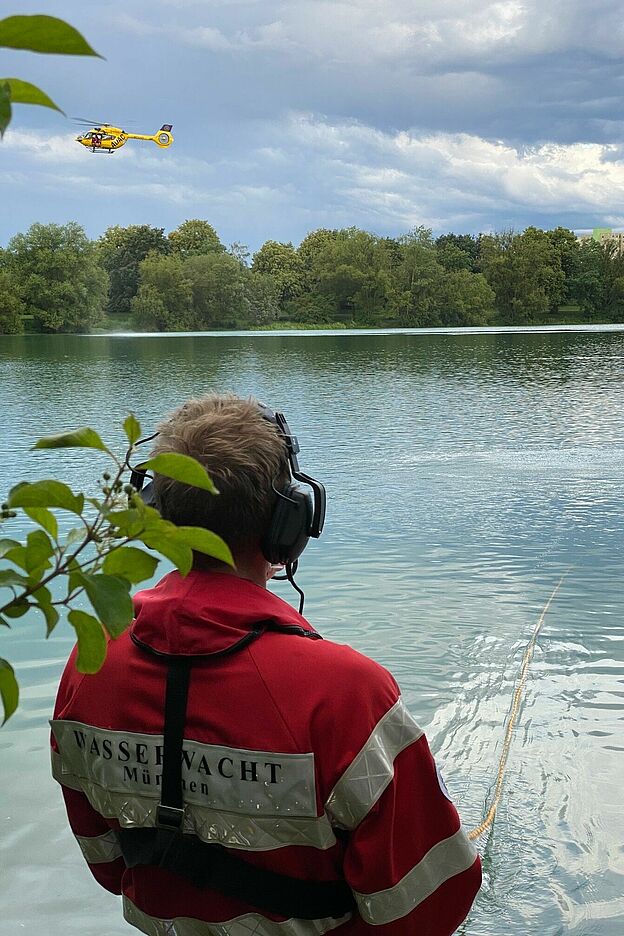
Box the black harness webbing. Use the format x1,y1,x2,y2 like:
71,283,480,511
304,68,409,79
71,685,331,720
116,624,356,921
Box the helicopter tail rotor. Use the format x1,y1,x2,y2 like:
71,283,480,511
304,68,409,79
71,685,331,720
153,124,174,147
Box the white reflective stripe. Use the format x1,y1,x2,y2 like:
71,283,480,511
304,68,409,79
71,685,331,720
354,827,478,925
123,896,352,936
75,830,122,864
51,750,336,853
50,719,317,818
324,697,424,830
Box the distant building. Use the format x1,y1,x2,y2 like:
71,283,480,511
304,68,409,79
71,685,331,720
577,227,624,253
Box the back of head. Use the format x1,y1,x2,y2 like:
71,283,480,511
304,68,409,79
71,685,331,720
151,393,290,554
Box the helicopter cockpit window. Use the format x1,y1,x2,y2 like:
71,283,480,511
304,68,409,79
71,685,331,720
83,132,93,140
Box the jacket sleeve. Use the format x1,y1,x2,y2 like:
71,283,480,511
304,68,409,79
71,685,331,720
322,660,481,936
51,648,125,896
339,729,481,935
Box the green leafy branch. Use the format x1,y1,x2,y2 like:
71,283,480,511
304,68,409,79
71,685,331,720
1,14,101,137
0,415,233,725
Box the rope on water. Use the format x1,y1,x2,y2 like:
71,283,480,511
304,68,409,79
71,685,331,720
468,574,566,842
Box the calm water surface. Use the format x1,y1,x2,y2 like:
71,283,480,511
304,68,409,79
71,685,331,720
1,328,623,935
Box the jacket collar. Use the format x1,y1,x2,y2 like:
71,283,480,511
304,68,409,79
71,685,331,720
131,570,316,657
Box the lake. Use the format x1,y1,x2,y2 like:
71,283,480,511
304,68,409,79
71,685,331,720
1,327,623,935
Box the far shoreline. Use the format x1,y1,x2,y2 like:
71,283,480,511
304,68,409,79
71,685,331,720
87,322,624,338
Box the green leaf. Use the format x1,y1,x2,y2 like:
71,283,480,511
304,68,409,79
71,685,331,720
123,414,141,446
8,480,84,515
105,508,144,538
68,610,107,673
76,572,133,638
0,658,18,724
142,530,193,576
102,546,159,584
0,538,20,558
23,507,58,541
33,427,107,452
140,453,219,495
32,585,59,635
24,529,54,573
0,569,28,589
176,526,234,567
0,15,101,57
2,77,62,113
65,527,84,548
3,599,30,619
1,543,27,569
0,80,10,138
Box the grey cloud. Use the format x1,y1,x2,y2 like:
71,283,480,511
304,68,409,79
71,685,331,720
4,0,624,247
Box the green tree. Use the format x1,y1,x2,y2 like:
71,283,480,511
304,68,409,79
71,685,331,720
435,233,480,272
479,228,564,324
284,294,336,324
562,239,605,316
394,236,446,325
300,228,397,321
435,270,495,326
185,252,248,326
228,242,251,267
252,241,304,306
98,225,169,318
4,222,107,333
168,219,225,257
0,269,24,333
297,229,339,290
243,272,280,326
132,254,194,331
545,227,582,308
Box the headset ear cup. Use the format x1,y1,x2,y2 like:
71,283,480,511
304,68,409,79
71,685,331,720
262,485,313,565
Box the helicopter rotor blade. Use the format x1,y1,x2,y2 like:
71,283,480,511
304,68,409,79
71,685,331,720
71,119,111,130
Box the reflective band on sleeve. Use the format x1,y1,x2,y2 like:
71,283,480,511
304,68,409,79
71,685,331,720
75,830,122,864
353,827,478,925
51,749,336,853
324,697,424,830
123,896,352,936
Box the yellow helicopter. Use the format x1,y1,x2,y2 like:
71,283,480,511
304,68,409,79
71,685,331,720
74,121,174,153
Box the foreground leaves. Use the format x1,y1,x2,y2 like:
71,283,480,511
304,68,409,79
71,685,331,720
33,427,107,451
0,78,62,113
0,417,230,723
0,80,11,137
140,452,220,494
8,480,84,515
0,659,18,724
0,15,100,57
0,14,100,137
68,611,107,673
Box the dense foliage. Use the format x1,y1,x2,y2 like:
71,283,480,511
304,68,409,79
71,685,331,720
0,418,233,724
1,219,623,333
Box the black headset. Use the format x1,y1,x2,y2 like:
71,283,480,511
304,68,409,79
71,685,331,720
257,404,325,566
128,404,326,607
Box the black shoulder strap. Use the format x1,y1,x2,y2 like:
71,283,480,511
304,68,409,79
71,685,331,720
156,656,191,831
119,626,356,920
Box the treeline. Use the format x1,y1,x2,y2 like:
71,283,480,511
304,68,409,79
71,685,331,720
1,220,623,334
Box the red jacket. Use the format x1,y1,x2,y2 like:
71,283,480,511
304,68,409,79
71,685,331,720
51,570,481,936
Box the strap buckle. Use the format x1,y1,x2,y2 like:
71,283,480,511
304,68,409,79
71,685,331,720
156,804,185,831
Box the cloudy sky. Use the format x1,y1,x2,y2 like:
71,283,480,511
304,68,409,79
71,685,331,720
3,0,624,250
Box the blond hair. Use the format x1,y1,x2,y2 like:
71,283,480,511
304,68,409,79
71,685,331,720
151,393,290,553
